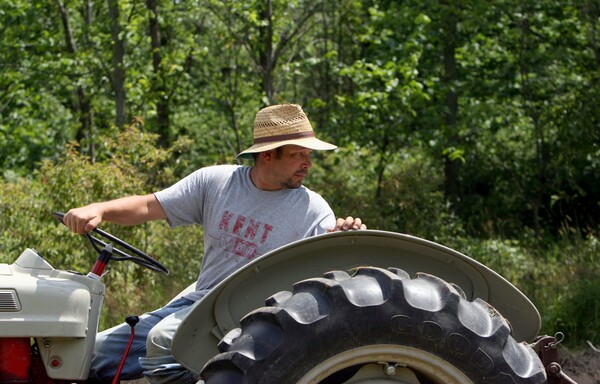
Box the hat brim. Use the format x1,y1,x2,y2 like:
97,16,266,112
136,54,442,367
236,137,337,160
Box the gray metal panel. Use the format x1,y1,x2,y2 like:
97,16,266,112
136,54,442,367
172,230,540,373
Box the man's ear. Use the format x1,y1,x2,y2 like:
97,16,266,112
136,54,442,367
259,150,275,162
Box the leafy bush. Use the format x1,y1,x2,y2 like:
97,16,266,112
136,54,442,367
308,144,464,240
537,235,600,347
0,125,201,329
1,126,599,348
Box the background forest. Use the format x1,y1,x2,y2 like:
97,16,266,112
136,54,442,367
1,0,599,349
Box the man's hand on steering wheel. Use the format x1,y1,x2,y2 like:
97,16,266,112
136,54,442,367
54,212,169,275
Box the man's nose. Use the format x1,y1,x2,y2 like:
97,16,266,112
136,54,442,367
303,157,312,169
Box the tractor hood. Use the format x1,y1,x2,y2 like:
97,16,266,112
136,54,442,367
172,230,541,374
0,248,105,338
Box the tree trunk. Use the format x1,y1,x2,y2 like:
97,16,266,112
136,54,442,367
147,0,170,147
258,0,275,104
56,0,95,162
252,0,318,104
441,2,461,207
518,7,546,240
107,0,127,129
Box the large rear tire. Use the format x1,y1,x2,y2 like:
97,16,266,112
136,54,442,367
200,267,547,384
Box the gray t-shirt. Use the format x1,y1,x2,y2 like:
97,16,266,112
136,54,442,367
154,164,336,301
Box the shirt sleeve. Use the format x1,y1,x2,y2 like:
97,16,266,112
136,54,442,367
308,191,336,235
154,169,207,227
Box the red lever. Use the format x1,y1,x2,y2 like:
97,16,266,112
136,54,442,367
112,315,140,384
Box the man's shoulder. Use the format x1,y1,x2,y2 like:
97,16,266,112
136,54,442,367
195,164,247,176
191,164,249,185
203,163,245,171
298,185,328,204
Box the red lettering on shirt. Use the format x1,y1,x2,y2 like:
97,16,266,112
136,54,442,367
245,219,260,240
232,238,258,260
219,211,234,231
218,211,275,257
233,215,246,235
261,224,273,244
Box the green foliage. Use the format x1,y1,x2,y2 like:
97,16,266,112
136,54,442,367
536,235,600,347
440,233,600,349
1,0,598,348
448,237,537,291
0,126,200,329
309,145,464,240
1,0,91,171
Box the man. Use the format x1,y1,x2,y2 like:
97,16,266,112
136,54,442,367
63,104,365,383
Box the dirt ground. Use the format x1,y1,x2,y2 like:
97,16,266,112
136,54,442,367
559,347,600,384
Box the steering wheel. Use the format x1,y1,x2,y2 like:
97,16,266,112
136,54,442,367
53,212,169,275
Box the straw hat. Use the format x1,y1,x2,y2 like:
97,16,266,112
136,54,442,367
236,104,337,159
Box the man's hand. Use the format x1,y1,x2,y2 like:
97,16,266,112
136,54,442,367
63,205,103,234
327,216,367,232
62,195,166,234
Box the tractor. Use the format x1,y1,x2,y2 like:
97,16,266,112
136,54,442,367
0,213,577,383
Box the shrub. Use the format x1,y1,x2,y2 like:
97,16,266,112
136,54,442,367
0,125,201,329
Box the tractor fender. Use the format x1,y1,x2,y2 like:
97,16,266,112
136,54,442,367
172,230,540,374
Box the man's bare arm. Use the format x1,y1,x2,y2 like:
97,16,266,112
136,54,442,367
63,194,166,234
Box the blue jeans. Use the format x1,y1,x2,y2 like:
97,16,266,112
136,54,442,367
88,297,197,384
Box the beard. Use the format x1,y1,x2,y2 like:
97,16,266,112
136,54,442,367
284,181,302,189
282,171,306,189
282,178,303,189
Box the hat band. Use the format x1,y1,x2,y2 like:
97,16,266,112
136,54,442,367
253,131,315,144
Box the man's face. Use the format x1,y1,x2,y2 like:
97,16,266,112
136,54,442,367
268,145,313,189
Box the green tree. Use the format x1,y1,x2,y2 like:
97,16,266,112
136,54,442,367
0,0,78,172
335,3,429,181
0,124,198,328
